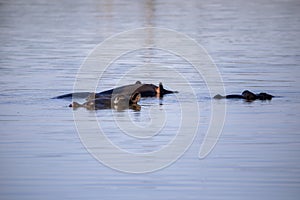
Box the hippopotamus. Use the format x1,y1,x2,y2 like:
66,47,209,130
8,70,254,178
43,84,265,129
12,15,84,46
54,81,178,99
69,91,141,111
92,81,177,99
54,81,177,110
214,90,274,101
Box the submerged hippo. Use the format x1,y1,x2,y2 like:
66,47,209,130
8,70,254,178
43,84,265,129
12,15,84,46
54,81,177,110
214,90,274,101
69,92,141,111
92,81,177,99
54,81,178,99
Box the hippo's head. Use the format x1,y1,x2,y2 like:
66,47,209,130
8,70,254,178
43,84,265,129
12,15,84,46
242,90,257,101
113,92,141,105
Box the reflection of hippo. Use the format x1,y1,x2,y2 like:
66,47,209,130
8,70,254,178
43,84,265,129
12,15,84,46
54,81,177,99
69,92,141,111
214,90,274,101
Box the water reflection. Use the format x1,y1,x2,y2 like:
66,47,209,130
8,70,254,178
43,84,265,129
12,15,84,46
70,100,142,111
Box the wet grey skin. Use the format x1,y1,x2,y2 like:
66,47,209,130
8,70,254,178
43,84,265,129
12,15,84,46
214,90,274,101
69,92,141,111
54,81,178,99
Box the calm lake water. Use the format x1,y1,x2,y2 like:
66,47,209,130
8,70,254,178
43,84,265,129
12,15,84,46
1,0,300,199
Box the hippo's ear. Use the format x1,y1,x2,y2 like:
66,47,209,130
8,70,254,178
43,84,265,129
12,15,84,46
135,81,142,84
69,102,81,108
159,82,163,91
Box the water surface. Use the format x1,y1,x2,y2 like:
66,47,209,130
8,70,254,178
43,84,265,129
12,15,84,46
0,0,300,199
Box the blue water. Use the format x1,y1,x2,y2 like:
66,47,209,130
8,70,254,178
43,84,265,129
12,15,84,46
0,0,300,199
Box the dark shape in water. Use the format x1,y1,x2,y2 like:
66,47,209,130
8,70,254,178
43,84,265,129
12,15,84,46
214,90,274,101
69,92,141,111
54,81,178,99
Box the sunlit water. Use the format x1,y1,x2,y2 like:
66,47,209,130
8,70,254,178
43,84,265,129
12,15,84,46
0,0,300,199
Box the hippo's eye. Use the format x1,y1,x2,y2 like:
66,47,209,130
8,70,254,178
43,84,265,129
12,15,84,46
114,97,120,104
114,95,126,104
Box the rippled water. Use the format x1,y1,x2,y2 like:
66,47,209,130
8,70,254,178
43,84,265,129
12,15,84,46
1,0,300,199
